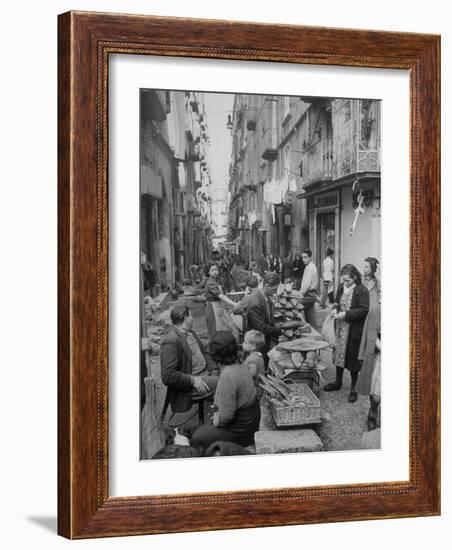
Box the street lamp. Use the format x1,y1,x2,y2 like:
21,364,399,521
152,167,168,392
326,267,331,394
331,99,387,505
226,114,233,131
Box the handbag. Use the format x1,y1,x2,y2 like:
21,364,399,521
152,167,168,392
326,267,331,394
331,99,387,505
321,312,336,347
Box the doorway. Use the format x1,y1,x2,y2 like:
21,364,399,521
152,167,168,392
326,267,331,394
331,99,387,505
316,211,335,276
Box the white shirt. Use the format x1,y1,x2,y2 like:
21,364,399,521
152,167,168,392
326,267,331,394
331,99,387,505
300,261,319,296
322,257,334,282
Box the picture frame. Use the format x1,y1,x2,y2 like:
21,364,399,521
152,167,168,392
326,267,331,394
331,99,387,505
58,10,440,539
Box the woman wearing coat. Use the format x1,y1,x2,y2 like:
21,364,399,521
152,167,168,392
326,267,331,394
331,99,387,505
357,303,381,430
324,264,370,403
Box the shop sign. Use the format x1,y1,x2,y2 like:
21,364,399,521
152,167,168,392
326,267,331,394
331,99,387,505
314,193,338,209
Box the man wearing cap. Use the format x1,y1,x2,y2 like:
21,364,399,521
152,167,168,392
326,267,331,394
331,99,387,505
160,305,218,414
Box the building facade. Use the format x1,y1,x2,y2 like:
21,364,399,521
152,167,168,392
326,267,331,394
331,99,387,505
140,89,213,294
299,97,381,281
227,93,381,281
228,93,311,265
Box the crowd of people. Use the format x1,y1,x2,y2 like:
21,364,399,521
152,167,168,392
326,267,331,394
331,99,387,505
153,247,381,458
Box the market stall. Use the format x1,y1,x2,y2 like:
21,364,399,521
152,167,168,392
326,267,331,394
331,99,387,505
254,284,331,452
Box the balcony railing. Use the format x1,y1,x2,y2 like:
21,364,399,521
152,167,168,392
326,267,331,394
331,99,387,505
331,99,381,181
303,138,333,186
333,140,380,180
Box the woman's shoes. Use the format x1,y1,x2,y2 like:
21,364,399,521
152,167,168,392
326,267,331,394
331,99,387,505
348,389,358,403
367,415,377,431
324,381,342,391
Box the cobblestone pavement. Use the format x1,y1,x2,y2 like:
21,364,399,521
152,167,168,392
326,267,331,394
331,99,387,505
317,349,370,451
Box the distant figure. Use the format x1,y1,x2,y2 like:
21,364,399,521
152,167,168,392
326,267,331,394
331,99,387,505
282,253,293,283
142,261,157,293
218,258,234,292
363,257,381,309
292,253,304,290
248,260,262,285
320,248,335,308
270,255,281,274
258,254,270,276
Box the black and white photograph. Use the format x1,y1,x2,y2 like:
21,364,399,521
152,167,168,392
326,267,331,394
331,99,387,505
140,89,381,460
1,0,446,546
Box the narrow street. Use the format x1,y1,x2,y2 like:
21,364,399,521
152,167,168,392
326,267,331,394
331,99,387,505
143,289,371,456
140,89,381,459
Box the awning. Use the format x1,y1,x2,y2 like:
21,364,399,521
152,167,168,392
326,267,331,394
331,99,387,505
141,165,163,199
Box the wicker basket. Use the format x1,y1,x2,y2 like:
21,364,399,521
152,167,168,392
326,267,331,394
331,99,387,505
270,383,321,427
283,369,320,397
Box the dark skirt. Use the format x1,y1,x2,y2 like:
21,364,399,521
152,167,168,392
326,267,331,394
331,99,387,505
344,336,362,372
205,301,217,339
228,397,261,436
191,398,261,449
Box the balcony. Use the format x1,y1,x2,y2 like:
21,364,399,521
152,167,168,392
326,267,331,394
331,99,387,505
303,138,333,186
332,99,381,181
261,128,278,161
333,140,380,181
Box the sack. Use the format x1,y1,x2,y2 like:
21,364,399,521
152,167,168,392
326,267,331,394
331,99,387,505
321,313,336,347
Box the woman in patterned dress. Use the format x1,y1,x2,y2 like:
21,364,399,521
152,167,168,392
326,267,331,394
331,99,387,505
324,264,370,403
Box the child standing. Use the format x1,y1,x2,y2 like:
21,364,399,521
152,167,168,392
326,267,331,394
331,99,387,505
242,330,266,395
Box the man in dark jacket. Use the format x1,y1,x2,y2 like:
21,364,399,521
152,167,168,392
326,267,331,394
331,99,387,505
246,272,283,363
160,305,218,414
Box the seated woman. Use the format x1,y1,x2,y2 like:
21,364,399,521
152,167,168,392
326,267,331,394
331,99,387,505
191,331,261,451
